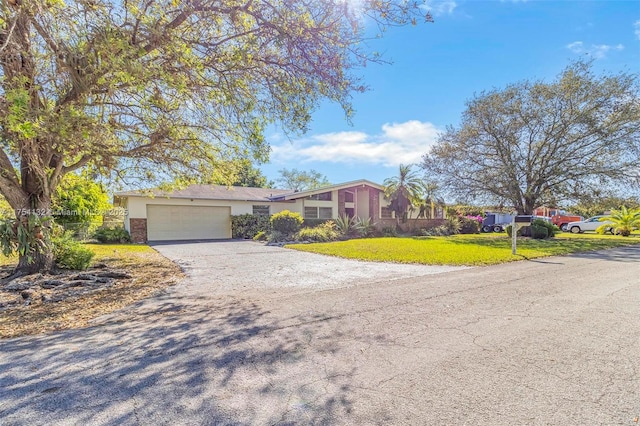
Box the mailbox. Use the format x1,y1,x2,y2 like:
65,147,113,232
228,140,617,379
514,215,532,223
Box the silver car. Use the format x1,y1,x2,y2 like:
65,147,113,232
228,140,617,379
567,215,613,233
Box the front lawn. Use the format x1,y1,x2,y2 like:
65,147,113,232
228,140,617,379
1,244,183,338
286,233,640,266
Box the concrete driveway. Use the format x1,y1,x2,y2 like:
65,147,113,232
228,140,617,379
1,242,639,425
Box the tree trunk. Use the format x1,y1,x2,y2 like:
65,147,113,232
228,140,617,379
12,197,55,277
16,249,55,276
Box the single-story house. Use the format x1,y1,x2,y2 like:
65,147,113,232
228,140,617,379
115,179,401,243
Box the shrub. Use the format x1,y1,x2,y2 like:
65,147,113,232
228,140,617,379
52,231,94,270
445,217,462,235
253,230,268,241
505,225,516,237
531,218,559,238
421,225,452,236
506,219,558,239
93,226,131,243
270,210,303,236
530,224,549,239
295,222,339,242
334,214,357,236
302,219,331,228
354,217,376,237
381,226,398,237
267,230,288,243
458,216,480,234
231,214,271,239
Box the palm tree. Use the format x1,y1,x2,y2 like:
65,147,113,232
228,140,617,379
415,181,444,220
602,206,640,237
383,164,424,224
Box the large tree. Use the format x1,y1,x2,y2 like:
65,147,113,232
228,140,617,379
0,0,429,274
421,61,640,214
276,168,330,191
208,159,273,188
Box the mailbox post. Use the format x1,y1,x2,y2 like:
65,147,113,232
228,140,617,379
512,215,533,255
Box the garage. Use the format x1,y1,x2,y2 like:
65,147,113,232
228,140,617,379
146,205,231,241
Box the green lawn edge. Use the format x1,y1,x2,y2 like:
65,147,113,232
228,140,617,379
285,233,640,266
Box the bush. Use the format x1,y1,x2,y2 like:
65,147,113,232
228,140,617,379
270,210,303,236
381,226,398,237
253,230,267,241
458,216,480,234
421,225,453,236
530,224,549,239
531,218,559,239
267,230,288,243
231,214,271,239
302,219,331,228
334,214,357,236
445,217,462,235
354,217,376,237
52,231,94,270
506,219,558,239
295,222,339,242
505,225,516,237
93,226,131,243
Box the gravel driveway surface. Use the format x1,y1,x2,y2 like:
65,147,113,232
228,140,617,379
150,240,469,295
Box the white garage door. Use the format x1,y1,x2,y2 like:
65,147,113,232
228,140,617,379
146,205,231,241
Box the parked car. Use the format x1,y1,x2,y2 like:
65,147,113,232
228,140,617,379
567,216,613,233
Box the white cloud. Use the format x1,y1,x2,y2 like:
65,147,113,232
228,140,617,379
270,120,440,167
635,20,640,40
565,41,624,59
423,0,457,17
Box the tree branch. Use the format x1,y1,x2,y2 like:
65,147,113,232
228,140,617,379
61,154,91,175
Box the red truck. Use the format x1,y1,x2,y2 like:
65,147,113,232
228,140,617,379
533,207,583,231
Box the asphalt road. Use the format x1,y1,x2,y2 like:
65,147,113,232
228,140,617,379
1,242,639,425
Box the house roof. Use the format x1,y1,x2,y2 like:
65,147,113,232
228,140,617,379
115,185,292,202
270,179,384,201
115,179,384,202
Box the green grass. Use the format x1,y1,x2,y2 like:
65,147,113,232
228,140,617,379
0,244,153,267
287,233,640,266
85,243,154,258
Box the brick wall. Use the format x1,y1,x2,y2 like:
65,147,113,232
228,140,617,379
369,190,380,221
337,189,346,217
129,218,147,243
375,218,446,231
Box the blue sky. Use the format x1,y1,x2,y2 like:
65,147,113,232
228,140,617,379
259,0,640,187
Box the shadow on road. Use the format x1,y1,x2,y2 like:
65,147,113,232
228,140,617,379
564,245,640,263
0,294,369,424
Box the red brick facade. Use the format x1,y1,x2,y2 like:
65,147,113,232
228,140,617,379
375,218,447,231
129,218,147,243
337,185,382,219
338,189,346,217
369,189,380,221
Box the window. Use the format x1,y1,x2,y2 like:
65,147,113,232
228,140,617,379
319,207,332,219
381,207,393,219
304,207,318,219
307,192,332,201
304,207,333,219
252,205,270,216
344,191,354,203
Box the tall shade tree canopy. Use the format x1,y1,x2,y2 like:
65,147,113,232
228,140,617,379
421,61,640,214
0,0,429,274
208,159,273,188
276,168,330,191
